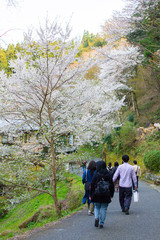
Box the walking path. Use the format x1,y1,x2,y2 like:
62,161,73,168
19,180,160,240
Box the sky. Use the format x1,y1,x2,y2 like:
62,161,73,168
0,0,125,48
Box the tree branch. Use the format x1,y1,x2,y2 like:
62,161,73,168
0,178,54,197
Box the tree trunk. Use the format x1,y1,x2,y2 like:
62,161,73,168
50,137,61,217
102,143,107,164
131,91,140,117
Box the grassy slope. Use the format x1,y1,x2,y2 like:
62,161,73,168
0,175,84,239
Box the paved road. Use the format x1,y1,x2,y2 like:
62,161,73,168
25,181,160,240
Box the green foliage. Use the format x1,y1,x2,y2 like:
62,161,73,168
112,122,136,153
153,107,160,121
0,198,8,218
68,182,83,211
103,134,112,151
114,127,121,135
0,48,8,71
127,0,160,90
128,114,134,122
143,150,160,172
0,44,21,75
6,44,17,62
134,133,160,159
139,100,156,111
127,1,160,59
120,122,135,148
146,131,160,142
81,30,107,49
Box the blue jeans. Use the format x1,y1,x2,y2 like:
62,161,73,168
94,202,108,225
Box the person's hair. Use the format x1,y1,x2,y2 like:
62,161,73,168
87,160,96,175
122,155,129,162
108,162,112,167
96,161,106,173
114,161,119,167
133,160,137,164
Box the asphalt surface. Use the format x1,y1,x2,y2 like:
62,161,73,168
25,181,160,240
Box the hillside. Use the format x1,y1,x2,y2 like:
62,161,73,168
102,82,160,180
0,174,84,239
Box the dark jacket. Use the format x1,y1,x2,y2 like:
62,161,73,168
111,166,118,176
82,169,96,184
91,161,114,203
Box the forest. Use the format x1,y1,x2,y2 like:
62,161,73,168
0,0,160,239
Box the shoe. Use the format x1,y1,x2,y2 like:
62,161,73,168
88,211,92,216
124,207,129,215
99,225,103,229
88,211,94,216
122,209,125,212
95,218,99,227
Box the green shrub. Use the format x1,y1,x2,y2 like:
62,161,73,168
128,114,134,122
114,126,121,135
0,198,8,218
68,189,83,211
103,134,112,151
112,122,136,153
143,151,160,172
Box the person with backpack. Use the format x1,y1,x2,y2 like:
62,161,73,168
90,161,114,229
82,160,96,215
113,155,137,215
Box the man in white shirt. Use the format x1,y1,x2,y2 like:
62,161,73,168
113,155,137,215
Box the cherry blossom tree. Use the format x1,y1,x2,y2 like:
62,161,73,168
0,17,141,215
98,42,142,116
0,19,94,216
102,0,159,45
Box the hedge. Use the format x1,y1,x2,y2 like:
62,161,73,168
143,150,160,172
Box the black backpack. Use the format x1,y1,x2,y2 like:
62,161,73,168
95,178,110,197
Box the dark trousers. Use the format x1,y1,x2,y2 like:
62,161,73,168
133,176,139,190
119,187,132,210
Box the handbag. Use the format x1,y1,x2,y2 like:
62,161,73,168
133,190,139,202
84,169,91,191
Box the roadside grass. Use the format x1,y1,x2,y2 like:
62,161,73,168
0,174,84,240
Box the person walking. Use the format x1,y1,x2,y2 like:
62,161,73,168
91,161,114,228
107,162,113,172
111,161,119,175
81,160,87,173
133,160,141,190
112,161,119,192
113,155,137,215
82,160,96,215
